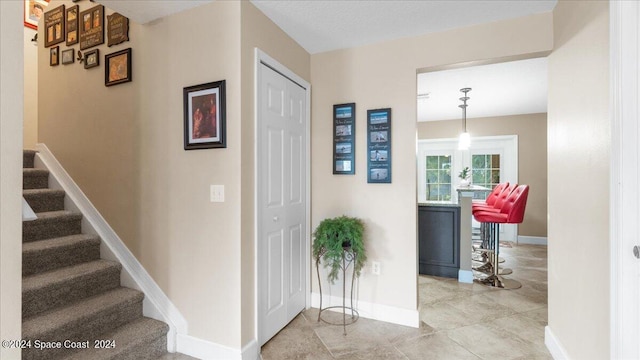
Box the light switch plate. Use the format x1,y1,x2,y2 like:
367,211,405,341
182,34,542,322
210,185,225,202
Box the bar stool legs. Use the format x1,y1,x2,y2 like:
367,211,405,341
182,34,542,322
473,223,521,290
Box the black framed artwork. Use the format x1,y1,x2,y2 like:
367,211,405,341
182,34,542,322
84,49,99,69
367,108,391,183
183,80,227,150
61,48,74,64
333,103,356,174
104,48,131,86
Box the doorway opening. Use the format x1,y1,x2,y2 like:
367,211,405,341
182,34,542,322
415,57,549,353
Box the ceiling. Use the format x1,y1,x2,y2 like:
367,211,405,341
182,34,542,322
417,57,548,122
98,1,557,55
97,0,554,121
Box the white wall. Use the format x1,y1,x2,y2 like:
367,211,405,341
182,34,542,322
547,0,610,358
0,1,25,359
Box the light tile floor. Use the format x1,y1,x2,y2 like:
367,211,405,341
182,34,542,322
261,243,550,360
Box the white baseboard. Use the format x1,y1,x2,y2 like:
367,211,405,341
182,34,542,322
311,293,419,328
35,144,188,352
458,270,474,283
242,339,259,360
545,326,569,359
517,235,548,245
177,334,259,360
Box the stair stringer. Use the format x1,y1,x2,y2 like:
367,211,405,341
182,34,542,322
34,143,187,353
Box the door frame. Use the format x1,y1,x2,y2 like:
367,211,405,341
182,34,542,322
254,48,311,345
610,1,640,358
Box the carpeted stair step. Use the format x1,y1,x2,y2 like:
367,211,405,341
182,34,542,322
23,210,82,242
23,234,101,276
63,317,169,360
22,287,144,360
24,149,37,168
23,168,49,189
23,188,66,213
23,260,122,319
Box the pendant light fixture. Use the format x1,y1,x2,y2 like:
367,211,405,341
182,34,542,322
458,87,472,150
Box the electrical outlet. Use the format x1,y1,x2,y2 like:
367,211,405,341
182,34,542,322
372,261,381,275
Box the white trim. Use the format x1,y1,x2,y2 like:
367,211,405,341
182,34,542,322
254,49,312,346
545,326,569,360
34,143,188,353
458,269,474,283
610,1,640,359
516,236,547,246
175,335,259,360
241,340,260,360
311,293,420,328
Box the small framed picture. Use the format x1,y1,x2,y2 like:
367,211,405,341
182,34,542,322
183,80,227,150
24,0,49,30
333,103,356,175
61,48,74,64
104,48,131,86
84,49,99,69
66,5,78,46
367,108,392,184
50,46,59,66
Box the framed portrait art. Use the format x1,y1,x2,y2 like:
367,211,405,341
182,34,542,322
24,0,49,30
183,80,227,150
104,48,131,86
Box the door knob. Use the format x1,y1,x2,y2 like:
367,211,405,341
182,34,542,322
273,216,279,222
634,245,640,259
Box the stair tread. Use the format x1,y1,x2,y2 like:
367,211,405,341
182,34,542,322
23,168,49,175
23,287,144,338
23,234,100,254
63,317,169,360
29,210,82,219
23,259,120,292
23,188,65,196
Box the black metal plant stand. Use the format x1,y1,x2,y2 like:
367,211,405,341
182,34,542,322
316,246,359,335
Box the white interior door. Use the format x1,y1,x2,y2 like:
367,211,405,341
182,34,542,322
258,62,307,346
610,1,640,357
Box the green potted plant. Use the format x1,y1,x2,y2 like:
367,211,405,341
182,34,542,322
458,166,471,187
312,215,367,283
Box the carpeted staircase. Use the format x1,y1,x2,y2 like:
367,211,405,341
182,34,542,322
21,150,172,360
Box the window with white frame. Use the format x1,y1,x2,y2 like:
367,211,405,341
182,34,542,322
425,155,452,201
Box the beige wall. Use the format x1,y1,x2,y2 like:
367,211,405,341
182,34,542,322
310,13,553,312
1,1,24,359
24,28,38,149
417,113,548,237
239,1,311,345
136,1,243,347
37,0,311,350
548,1,609,358
38,0,141,255
37,0,244,348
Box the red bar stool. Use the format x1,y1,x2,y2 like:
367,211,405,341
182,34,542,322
472,182,508,207
472,183,516,264
473,184,529,289
472,182,516,214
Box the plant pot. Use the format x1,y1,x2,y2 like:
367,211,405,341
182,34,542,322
459,179,470,187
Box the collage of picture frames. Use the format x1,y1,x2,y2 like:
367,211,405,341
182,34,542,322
26,0,132,86
333,103,392,183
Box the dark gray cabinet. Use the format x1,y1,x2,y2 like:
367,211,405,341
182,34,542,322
418,204,460,278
